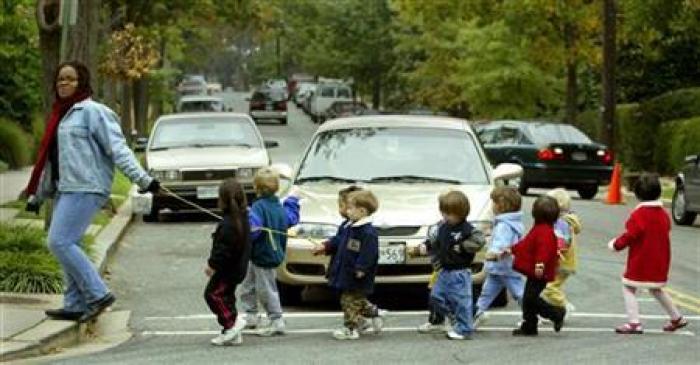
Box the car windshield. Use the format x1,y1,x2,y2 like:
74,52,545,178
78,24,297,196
150,117,261,150
296,127,489,184
179,100,221,112
527,124,592,144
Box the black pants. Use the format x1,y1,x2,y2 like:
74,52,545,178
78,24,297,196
520,278,564,334
204,274,238,330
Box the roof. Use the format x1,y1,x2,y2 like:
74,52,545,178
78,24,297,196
157,112,251,122
479,120,567,128
317,115,474,133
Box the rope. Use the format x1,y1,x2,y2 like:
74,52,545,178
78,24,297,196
159,186,222,220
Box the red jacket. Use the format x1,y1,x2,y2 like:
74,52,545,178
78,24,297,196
611,202,671,288
511,223,559,281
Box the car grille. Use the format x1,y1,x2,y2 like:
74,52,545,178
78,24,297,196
287,263,326,276
375,226,421,237
181,169,236,181
376,264,433,276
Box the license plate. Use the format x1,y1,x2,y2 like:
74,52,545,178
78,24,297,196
378,243,405,265
571,151,587,161
196,186,219,199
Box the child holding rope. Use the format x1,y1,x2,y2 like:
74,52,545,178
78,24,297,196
238,168,300,336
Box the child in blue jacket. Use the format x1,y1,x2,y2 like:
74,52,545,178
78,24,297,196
238,168,300,336
474,186,525,326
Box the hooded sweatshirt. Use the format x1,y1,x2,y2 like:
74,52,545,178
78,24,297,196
485,211,524,276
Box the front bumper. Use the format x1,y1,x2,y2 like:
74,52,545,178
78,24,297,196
250,110,287,120
154,182,256,210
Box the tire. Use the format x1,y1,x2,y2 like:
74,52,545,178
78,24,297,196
577,185,598,200
142,200,160,223
672,186,697,225
278,282,303,305
280,117,287,125
518,183,529,196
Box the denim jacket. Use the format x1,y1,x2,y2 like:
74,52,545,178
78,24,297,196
32,99,152,205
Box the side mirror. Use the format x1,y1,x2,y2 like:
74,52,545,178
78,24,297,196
270,162,293,179
264,140,279,148
685,154,699,165
134,137,149,152
492,163,523,183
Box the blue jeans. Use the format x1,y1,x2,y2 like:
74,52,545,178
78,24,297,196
476,273,524,315
430,269,473,335
48,193,109,312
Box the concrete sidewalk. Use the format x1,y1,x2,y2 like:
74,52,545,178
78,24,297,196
0,171,136,362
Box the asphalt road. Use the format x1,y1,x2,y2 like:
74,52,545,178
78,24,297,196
50,92,700,364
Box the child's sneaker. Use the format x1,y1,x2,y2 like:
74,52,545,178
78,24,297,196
243,313,260,329
257,318,285,336
417,322,448,334
358,318,373,334
446,330,472,340
615,322,643,334
333,327,360,340
210,317,246,346
473,311,489,329
371,309,388,334
565,302,576,319
663,317,688,332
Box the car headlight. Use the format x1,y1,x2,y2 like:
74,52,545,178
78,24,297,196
151,169,181,181
288,222,338,239
237,168,256,179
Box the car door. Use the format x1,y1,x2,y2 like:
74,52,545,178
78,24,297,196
477,127,500,164
685,154,700,210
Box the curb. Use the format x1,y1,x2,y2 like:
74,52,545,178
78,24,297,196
1,192,135,362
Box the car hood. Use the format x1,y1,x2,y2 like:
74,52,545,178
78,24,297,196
291,183,493,227
147,146,269,170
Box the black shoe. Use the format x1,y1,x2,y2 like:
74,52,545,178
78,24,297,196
512,328,538,336
78,293,116,323
45,308,83,321
553,308,566,333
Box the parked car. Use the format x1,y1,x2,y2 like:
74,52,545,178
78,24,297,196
142,113,278,222
324,101,368,121
308,82,353,123
176,95,224,113
265,79,289,99
672,153,700,225
475,121,613,199
177,76,207,96
206,82,222,94
294,82,316,107
248,88,288,125
273,115,522,302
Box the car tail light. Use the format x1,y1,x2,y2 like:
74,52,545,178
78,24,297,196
276,101,287,110
597,149,613,164
537,148,564,161
250,101,263,109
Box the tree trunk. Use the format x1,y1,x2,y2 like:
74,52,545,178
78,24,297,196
564,23,578,125
36,0,61,113
120,81,133,143
601,0,617,153
372,76,381,110
132,78,148,138
64,0,102,73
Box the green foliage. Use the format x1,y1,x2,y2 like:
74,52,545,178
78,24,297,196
0,223,62,293
0,118,33,168
657,117,700,174
0,160,7,173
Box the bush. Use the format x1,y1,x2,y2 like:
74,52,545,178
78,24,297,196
574,103,638,165
0,118,33,168
659,117,700,173
0,160,8,173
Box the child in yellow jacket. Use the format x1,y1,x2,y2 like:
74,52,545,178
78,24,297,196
541,188,582,314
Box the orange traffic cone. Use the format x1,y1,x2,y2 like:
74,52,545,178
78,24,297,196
605,162,623,204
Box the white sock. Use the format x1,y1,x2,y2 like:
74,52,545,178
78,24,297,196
622,285,640,324
649,288,682,320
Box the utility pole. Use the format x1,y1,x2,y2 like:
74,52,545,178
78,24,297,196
601,0,617,153
276,33,281,77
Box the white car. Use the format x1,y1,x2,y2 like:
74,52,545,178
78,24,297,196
294,82,317,107
273,115,522,301
176,95,225,113
308,82,353,123
143,113,278,222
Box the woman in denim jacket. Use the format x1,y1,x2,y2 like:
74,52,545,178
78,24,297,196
24,61,159,323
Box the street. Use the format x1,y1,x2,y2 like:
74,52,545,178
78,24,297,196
52,92,700,364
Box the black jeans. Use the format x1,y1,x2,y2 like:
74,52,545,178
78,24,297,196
520,278,564,333
204,273,238,330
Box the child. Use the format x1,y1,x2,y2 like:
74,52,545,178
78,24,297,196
413,190,486,340
205,178,252,346
609,173,688,334
238,168,300,336
541,188,582,314
324,190,383,340
414,223,448,334
473,186,525,327
507,195,566,336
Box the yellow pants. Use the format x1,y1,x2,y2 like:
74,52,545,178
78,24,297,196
541,272,570,307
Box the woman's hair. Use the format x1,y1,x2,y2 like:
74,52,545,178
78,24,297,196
634,172,661,201
532,195,560,224
438,190,470,220
52,60,93,96
546,188,571,212
490,186,521,213
254,167,280,196
348,190,379,215
218,178,250,247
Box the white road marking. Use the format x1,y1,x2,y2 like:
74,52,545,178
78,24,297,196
141,326,695,337
144,311,700,321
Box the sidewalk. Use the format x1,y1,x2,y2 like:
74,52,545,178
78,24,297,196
0,167,136,362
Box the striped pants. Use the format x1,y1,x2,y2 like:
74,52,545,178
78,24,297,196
204,273,238,330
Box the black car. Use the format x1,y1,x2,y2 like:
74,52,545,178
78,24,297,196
672,153,700,225
476,121,613,199
248,88,287,124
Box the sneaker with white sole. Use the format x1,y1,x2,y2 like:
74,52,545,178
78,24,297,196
244,313,260,329
358,318,373,334
333,327,360,340
417,322,448,334
256,318,285,337
371,309,387,334
446,330,472,340
473,311,489,329
210,317,246,346
565,302,576,319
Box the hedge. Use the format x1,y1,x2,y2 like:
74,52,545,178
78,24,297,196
0,118,33,168
657,117,700,173
575,103,638,165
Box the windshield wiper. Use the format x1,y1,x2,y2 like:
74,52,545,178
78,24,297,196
296,176,364,184
369,175,462,184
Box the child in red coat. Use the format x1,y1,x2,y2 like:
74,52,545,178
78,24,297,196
506,195,566,336
609,173,688,334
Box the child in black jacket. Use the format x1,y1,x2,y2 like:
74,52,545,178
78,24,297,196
205,178,252,346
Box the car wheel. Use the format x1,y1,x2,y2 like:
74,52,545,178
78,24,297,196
142,200,160,223
278,282,303,305
280,117,287,125
577,185,598,200
672,186,697,225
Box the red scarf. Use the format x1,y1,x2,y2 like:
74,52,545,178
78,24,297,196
25,91,91,195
